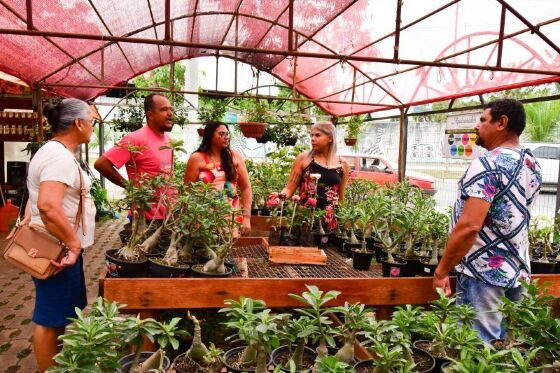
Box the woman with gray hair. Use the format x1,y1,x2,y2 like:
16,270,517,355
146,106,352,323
276,122,349,215
11,98,97,371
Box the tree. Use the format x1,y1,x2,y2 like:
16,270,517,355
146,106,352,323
524,100,560,142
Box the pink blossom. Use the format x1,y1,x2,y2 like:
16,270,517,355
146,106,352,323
266,195,280,208
306,197,317,207
292,195,301,202
488,255,504,269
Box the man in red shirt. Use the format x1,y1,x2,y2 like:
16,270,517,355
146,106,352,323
94,93,173,221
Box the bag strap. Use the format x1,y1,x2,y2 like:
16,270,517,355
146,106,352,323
73,159,86,236
50,139,86,235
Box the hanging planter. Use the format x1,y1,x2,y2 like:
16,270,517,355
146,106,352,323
343,115,362,147
239,99,271,139
239,122,267,139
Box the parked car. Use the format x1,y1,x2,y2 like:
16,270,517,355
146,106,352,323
341,154,437,196
523,143,559,192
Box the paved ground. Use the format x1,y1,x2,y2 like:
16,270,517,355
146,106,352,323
0,218,124,373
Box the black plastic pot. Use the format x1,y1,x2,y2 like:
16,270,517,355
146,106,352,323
352,249,374,271
313,233,330,249
190,263,233,278
336,236,347,253
440,361,451,371
269,228,282,245
224,346,272,373
279,227,300,246
413,340,449,373
343,242,361,258
380,257,408,278
299,231,315,247
116,351,170,373
143,249,165,259
530,259,557,274
105,249,148,278
148,258,189,278
283,136,298,146
395,254,417,277
271,345,317,372
329,233,339,248
251,208,271,216
119,229,131,244
418,259,438,277
373,245,385,263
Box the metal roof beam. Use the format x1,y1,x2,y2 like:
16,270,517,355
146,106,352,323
496,0,560,55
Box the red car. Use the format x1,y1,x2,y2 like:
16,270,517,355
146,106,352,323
341,154,437,196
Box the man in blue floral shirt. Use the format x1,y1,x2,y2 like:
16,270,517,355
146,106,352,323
433,99,542,341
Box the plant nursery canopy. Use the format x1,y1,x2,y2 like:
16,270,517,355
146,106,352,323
0,0,559,116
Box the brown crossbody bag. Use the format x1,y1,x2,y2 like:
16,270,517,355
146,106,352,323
3,158,86,280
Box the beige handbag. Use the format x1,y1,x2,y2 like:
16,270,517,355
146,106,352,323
3,160,86,280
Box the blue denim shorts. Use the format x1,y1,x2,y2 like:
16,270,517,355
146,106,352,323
455,273,524,341
32,255,87,327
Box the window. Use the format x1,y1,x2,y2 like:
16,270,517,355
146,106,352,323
532,146,560,160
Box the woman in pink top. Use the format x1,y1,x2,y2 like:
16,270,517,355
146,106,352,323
184,121,252,235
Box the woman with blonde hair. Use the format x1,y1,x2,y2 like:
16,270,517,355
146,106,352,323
275,122,349,216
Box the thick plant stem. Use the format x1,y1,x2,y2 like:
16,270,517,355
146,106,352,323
255,345,268,373
240,343,258,365
138,225,163,254
163,231,181,266
129,348,142,373
335,333,356,364
292,340,306,370
429,239,439,265
139,349,164,373
186,314,209,365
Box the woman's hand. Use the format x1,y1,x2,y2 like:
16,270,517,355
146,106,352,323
241,216,251,236
51,250,81,275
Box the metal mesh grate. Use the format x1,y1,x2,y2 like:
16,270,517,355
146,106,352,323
231,246,383,278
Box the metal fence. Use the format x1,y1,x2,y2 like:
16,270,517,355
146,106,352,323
351,120,558,220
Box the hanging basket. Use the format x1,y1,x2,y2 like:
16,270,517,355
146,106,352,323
344,138,357,146
238,122,267,139
197,127,205,137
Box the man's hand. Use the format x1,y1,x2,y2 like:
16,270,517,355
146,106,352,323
433,269,451,296
51,250,80,275
240,216,251,236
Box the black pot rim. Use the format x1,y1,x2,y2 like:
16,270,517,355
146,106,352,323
148,257,189,269
271,345,317,372
105,248,148,264
380,257,407,265
191,263,233,277
351,248,374,255
224,345,271,373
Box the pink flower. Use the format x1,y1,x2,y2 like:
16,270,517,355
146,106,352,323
306,197,317,207
292,195,301,202
266,195,280,208
483,184,497,199
488,255,504,269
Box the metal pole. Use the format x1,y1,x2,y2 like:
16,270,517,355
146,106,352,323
32,84,43,141
554,163,560,219
25,0,32,30
1,28,558,77
398,107,408,182
99,120,105,188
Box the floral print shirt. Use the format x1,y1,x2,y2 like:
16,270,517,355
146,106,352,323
453,147,542,288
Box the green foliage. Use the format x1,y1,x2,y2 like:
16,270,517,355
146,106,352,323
197,95,228,123
524,100,560,142
344,115,362,139
48,297,187,373
315,355,355,373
